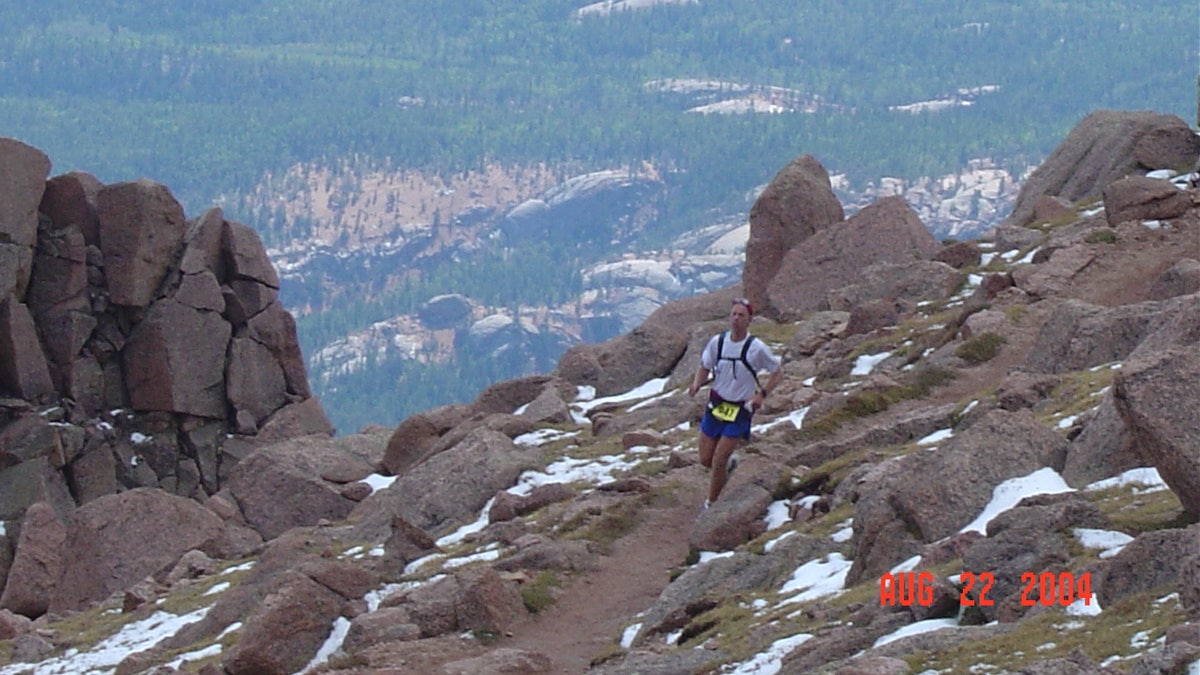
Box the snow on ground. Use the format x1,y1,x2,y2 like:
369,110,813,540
0,607,211,675
958,467,1074,535
4,366,1179,675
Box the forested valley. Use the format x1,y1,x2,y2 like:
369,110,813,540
2,0,1194,431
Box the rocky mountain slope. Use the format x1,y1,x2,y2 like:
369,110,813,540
0,108,1197,674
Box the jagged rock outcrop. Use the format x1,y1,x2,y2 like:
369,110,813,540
765,195,942,321
0,137,335,619
1004,110,1200,228
743,154,845,318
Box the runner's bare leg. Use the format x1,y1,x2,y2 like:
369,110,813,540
698,432,718,468
708,436,742,503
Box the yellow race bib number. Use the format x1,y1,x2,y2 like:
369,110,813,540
711,401,741,422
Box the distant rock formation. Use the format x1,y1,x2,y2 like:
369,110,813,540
1003,110,1199,228
0,137,332,528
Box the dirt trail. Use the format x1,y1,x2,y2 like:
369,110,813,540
503,479,703,673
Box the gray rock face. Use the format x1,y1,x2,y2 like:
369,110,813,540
1112,343,1200,518
0,138,50,299
0,298,54,401
225,437,375,540
744,154,845,318
0,503,65,618
766,195,941,321
356,426,539,537
96,179,189,308
1004,110,1199,228
1103,175,1192,226
123,299,232,418
847,409,1069,586
49,488,225,613
556,321,689,396
1024,297,1187,374
1097,524,1200,607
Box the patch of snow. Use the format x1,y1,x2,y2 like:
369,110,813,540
959,468,1073,534
779,553,851,604
752,406,808,433
1085,467,1167,492
873,618,958,648
764,501,792,530
362,473,398,492
1073,528,1133,558
0,607,211,675
726,632,813,674
851,352,890,376
301,616,351,673
621,622,642,648
917,428,953,446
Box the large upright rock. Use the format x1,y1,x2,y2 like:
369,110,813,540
39,171,104,247
123,299,232,417
1112,344,1200,519
1004,110,1200,228
744,155,844,318
49,488,225,612
0,298,54,401
0,138,51,300
97,179,188,308
556,321,688,396
0,502,66,618
766,196,940,321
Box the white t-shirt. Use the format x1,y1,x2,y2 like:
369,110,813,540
700,332,781,403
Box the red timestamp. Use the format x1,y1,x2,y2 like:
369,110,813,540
878,571,1093,608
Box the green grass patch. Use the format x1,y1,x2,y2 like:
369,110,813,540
905,589,1188,672
1085,483,1188,536
562,495,647,550
749,320,801,346
1036,366,1119,427
955,332,1007,364
797,365,956,441
521,570,563,614
1084,228,1118,244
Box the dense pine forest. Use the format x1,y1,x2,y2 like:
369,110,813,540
2,0,1194,432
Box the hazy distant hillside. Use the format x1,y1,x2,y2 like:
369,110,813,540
2,0,1190,215
1,0,1193,432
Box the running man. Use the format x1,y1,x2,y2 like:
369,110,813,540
687,297,782,509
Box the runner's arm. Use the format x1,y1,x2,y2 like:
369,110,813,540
688,365,711,397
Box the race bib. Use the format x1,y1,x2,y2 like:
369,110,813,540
711,401,741,422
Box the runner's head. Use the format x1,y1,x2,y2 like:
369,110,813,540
729,298,752,335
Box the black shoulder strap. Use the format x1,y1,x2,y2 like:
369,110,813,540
739,335,758,379
716,332,757,380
